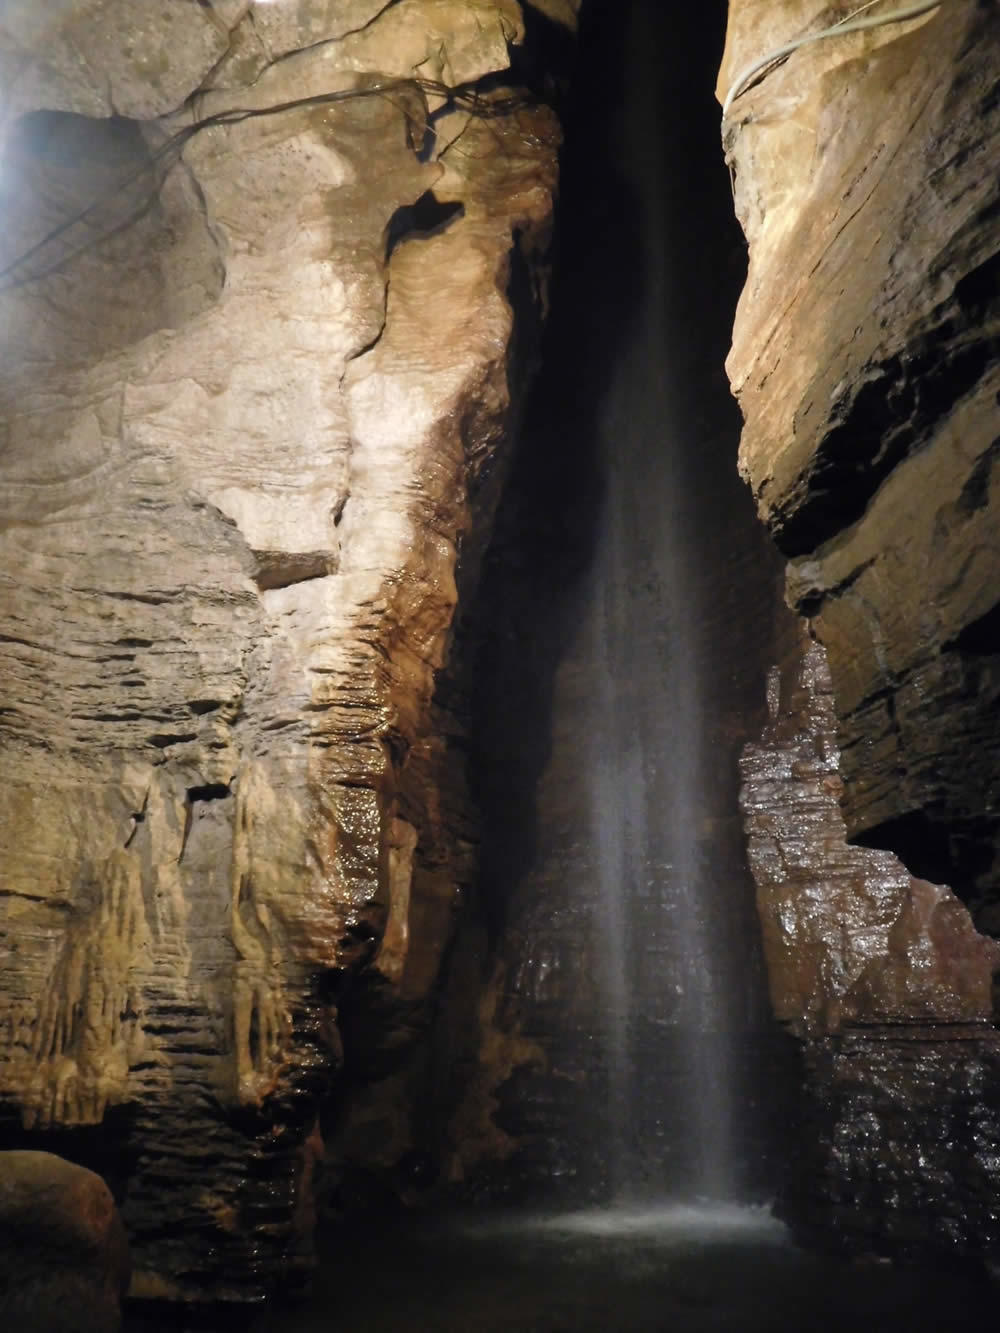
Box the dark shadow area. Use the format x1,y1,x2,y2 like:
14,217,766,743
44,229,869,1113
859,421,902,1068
469,0,641,941
0,1103,139,1206
384,191,465,258
464,0,798,1203
127,1207,996,1333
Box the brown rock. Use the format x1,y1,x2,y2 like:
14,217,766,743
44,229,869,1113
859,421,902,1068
740,630,1000,1266
0,0,558,1302
740,626,1000,1034
721,0,1000,908
0,1150,129,1333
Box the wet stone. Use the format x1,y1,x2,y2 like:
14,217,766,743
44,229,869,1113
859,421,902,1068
0,1150,130,1333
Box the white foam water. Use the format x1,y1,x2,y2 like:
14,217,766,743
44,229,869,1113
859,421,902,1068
535,1201,788,1242
449,1201,788,1249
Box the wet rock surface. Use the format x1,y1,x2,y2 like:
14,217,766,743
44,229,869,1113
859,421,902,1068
740,630,1000,1034
721,0,1000,912
740,627,1000,1264
787,1025,1000,1265
0,0,558,1302
0,1150,129,1333
726,0,1000,1272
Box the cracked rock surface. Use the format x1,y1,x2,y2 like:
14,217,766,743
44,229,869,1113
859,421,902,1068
0,0,557,1301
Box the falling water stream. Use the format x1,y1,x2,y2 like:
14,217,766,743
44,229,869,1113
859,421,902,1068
465,0,785,1212
583,0,746,1204
589,394,734,1202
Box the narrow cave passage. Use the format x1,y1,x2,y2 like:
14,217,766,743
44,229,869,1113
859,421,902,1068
468,0,792,1204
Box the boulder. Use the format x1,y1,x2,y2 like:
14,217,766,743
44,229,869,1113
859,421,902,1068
0,1151,129,1333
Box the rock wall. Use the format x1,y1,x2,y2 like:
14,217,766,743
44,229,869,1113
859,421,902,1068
725,0,1000,1264
0,0,565,1302
741,631,1000,1035
739,597,1000,1267
721,0,1000,909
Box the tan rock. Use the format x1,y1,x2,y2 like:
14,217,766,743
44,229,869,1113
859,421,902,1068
721,0,1000,905
0,0,558,1301
0,0,230,124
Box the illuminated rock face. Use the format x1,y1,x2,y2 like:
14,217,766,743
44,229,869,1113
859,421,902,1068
0,1,561,1301
721,0,1000,911
726,0,1000,1263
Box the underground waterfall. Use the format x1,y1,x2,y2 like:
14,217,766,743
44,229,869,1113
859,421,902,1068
471,0,786,1209
583,0,744,1202
130,2,994,1329
4,0,1000,1328
261,4,990,1326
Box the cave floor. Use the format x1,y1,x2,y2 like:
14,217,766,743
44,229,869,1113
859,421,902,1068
128,1202,995,1332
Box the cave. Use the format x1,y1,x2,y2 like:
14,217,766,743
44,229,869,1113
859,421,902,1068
0,2,998,1331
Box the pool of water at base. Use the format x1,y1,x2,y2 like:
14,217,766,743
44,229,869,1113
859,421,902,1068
127,1202,995,1333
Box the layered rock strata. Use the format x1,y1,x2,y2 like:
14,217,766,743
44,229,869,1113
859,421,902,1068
721,0,1000,911
740,606,1000,1260
0,0,562,1302
725,0,1000,1266
741,632,1000,1035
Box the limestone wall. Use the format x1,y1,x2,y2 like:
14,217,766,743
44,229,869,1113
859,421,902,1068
0,0,560,1300
726,0,1000,1262
722,0,1000,907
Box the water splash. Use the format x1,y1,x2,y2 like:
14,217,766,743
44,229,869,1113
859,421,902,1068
446,1200,788,1246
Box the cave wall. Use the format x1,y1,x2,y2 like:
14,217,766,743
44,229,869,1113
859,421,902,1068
0,0,567,1301
740,628,1000,1260
7,0,999,1291
721,0,1000,908
724,0,1000,1262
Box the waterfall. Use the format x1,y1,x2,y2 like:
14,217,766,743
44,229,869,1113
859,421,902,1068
578,0,740,1203
586,264,734,1204
472,0,782,1208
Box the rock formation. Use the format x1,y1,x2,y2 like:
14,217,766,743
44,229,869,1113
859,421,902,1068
5,0,997,1299
726,0,1000,1262
0,1150,130,1333
0,0,567,1302
741,631,1000,1035
721,0,1000,909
